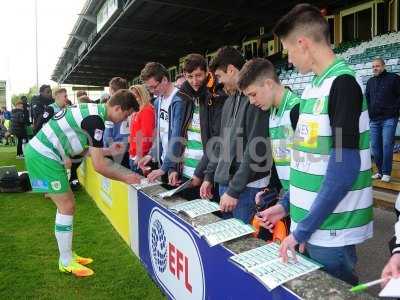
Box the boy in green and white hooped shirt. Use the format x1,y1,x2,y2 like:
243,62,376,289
258,4,373,285
24,90,141,277
238,58,300,193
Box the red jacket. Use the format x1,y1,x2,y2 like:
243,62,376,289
129,104,155,158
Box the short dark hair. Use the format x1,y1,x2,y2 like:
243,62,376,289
108,89,139,112
39,84,51,93
183,54,207,73
273,3,330,45
209,46,245,73
78,95,91,103
373,57,385,65
76,90,87,98
109,77,128,92
140,62,169,82
237,58,279,90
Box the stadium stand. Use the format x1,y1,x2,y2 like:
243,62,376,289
279,31,400,96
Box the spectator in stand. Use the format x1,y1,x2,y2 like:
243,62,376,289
103,77,131,168
128,85,155,173
11,100,28,158
366,58,400,182
174,73,186,89
31,84,54,134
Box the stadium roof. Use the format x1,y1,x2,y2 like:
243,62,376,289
52,0,354,86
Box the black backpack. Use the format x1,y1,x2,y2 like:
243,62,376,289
0,166,31,193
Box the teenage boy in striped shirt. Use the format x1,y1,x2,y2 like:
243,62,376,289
238,58,300,193
178,54,225,190
258,4,373,285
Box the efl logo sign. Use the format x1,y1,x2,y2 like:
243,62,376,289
149,207,205,300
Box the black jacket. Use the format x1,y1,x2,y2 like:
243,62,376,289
178,80,226,179
31,94,54,133
22,101,31,126
204,91,272,198
366,70,400,121
11,108,27,137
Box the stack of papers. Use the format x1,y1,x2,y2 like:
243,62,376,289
230,243,321,290
170,199,220,218
131,178,162,190
159,180,192,198
195,218,255,247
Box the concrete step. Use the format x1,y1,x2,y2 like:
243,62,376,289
373,177,400,192
373,188,397,209
394,152,400,162
373,163,400,180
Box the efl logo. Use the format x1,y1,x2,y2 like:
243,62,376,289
149,208,205,300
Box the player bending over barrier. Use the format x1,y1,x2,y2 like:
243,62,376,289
24,89,141,277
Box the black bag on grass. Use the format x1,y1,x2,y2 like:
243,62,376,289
0,166,31,192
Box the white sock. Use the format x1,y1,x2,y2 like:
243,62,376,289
55,211,73,266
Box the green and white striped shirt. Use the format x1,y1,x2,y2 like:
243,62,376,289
29,104,107,162
269,89,300,192
290,59,373,247
182,104,203,178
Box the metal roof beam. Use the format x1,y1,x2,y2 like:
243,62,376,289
140,0,268,21
78,13,97,24
113,23,217,41
78,64,134,74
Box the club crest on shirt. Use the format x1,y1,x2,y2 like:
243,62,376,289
313,98,325,115
51,181,61,191
94,129,104,141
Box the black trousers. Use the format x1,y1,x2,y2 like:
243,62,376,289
16,136,26,156
70,155,84,182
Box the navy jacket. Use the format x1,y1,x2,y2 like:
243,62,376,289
365,70,400,121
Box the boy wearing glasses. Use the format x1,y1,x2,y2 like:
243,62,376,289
139,62,193,185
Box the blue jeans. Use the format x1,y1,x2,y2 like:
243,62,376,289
370,117,398,175
218,185,260,224
306,243,358,285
